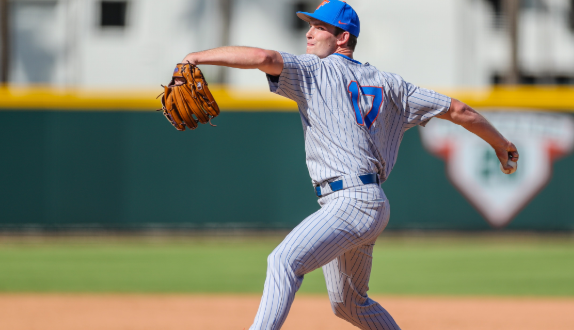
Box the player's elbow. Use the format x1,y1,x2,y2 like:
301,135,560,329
254,49,271,66
258,50,283,76
446,99,477,126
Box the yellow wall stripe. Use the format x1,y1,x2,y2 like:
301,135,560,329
443,86,574,112
0,86,296,111
1,85,574,112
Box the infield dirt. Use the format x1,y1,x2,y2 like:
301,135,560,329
2,294,574,330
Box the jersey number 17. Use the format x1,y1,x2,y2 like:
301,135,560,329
347,81,383,129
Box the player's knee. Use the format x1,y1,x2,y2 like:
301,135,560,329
266,248,288,271
330,301,354,322
266,246,300,275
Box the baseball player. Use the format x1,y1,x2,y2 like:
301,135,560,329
181,1,519,329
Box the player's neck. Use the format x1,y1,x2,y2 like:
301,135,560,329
334,48,353,59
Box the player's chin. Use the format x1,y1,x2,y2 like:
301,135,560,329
306,48,328,59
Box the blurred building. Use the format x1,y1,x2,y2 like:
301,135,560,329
2,0,574,88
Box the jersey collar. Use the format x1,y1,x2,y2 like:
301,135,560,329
332,53,362,65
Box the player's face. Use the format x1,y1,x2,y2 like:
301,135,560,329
305,20,339,58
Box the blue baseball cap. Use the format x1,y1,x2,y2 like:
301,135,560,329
297,1,360,38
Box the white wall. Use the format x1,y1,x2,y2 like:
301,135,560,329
77,0,220,88
6,0,574,89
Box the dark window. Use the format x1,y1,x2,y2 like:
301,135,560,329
100,1,128,27
484,0,503,15
556,76,573,85
491,73,503,85
520,74,537,85
493,73,574,85
484,0,503,28
293,1,313,31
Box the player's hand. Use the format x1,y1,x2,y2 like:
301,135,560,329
495,141,519,171
172,54,199,86
181,53,198,66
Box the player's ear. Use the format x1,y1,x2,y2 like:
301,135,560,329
337,31,350,47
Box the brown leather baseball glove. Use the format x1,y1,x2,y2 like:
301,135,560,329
158,63,220,131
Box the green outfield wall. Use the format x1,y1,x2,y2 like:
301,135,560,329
1,110,573,231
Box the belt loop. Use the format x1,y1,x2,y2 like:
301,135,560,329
315,186,322,197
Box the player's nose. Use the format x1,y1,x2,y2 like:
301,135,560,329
306,27,314,39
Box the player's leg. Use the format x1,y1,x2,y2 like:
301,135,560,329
323,238,401,330
250,187,389,330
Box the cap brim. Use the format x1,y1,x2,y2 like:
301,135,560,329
297,11,339,30
296,12,315,23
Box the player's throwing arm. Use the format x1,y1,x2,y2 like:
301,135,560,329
437,99,519,173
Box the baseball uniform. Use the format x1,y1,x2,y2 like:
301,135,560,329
250,2,451,330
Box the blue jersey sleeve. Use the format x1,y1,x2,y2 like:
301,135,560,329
266,52,322,105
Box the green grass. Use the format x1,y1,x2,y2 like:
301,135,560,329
0,235,573,296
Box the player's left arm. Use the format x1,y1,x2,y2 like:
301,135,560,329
182,46,283,76
437,99,519,170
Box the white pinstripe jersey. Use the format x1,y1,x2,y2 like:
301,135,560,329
267,52,451,187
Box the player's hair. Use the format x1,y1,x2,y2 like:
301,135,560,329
334,27,358,52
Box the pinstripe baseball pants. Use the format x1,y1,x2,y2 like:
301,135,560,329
250,185,401,330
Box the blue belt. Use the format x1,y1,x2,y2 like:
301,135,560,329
315,173,379,197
